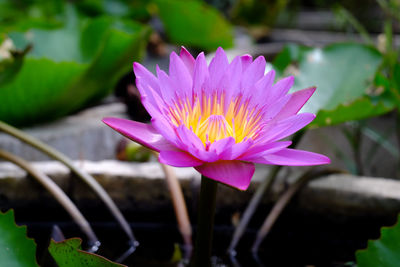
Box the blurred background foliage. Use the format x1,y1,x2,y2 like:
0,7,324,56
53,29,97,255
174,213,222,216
0,0,234,126
1,0,399,127
1,0,400,266
0,0,399,167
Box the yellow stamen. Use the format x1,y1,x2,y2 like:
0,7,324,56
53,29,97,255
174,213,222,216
167,92,263,146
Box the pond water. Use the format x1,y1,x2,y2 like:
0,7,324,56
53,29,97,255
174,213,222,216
20,206,396,267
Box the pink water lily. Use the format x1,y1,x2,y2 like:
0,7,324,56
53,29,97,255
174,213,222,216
103,47,330,190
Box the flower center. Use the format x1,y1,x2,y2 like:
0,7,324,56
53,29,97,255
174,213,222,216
167,92,263,145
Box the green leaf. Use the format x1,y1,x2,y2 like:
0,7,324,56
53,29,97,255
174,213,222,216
309,97,393,128
49,238,126,267
0,209,38,267
356,214,400,267
154,0,233,51
0,5,150,126
230,0,289,26
273,43,392,127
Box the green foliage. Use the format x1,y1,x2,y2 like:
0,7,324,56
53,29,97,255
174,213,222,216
273,43,393,128
356,214,400,267
49,238,126,267
0,5,150,126
231,0,289,26
0,209,38,267
125,142,151,162
76,0,151,21
154,0,233,51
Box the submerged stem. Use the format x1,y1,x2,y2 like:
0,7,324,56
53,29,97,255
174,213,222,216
227,130,305,255
251,168,344,253
192,175,218,267
156,152,192,260
0,120,137,246
0,149,100,251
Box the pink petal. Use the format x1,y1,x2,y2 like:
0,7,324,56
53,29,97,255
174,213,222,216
133,63,162,114
209,137,235,154
195,161,255,190
102,117,175,152
259,113,315,143
192,52,209,94
221,55,242,105
219,138,254,160
274,87,316,120
169,52,193,99
255,69,276,94
240,54,253,72
175,125,219,162
159,150,203,167
133,62,161,95
251,148,331,166
239,141,292,161
241,56,266,90
249,69,276,107
175,124,205,152
261,94,291,120
208,47,229,92
151,117,179,146
156,66,176,104
179,46,195,74
266,76,294,106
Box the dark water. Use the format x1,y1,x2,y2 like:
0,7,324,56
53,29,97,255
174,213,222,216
20,207,395,267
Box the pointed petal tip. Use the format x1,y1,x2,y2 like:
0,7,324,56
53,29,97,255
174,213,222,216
253,148,331,166
216,46,225,52
159,150,204,167
197,52,205,59
102,117,118,126
132,62,143,72
102,117,176,152
179,46,190,55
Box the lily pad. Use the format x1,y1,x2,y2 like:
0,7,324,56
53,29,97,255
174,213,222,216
154,0,233,51
0,5,150,126
0,209,38,267
49,238,125,267
273,43,392,127
356,214,400,267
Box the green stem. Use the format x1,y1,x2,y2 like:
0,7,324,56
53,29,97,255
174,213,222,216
193,176,218,267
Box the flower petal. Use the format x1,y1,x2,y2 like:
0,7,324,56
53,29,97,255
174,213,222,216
241,56,266,90
159,150,204,167
251,148,331,166
218,138,254,160
208,47,229,92
102,117,175,152
239,141,292,161
133,63,163,114
240,54,253,72
133,62,161,95
274,87,316,120
266,76,294,106
259,113,315,143
179,46,195,74
175,125,219,162
151,117,179,146
193,52,209,94
221,55,242,105
195,161,255,190
156,66,176,104
209,137,235,155
169,51,193,99
261,94,291,120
